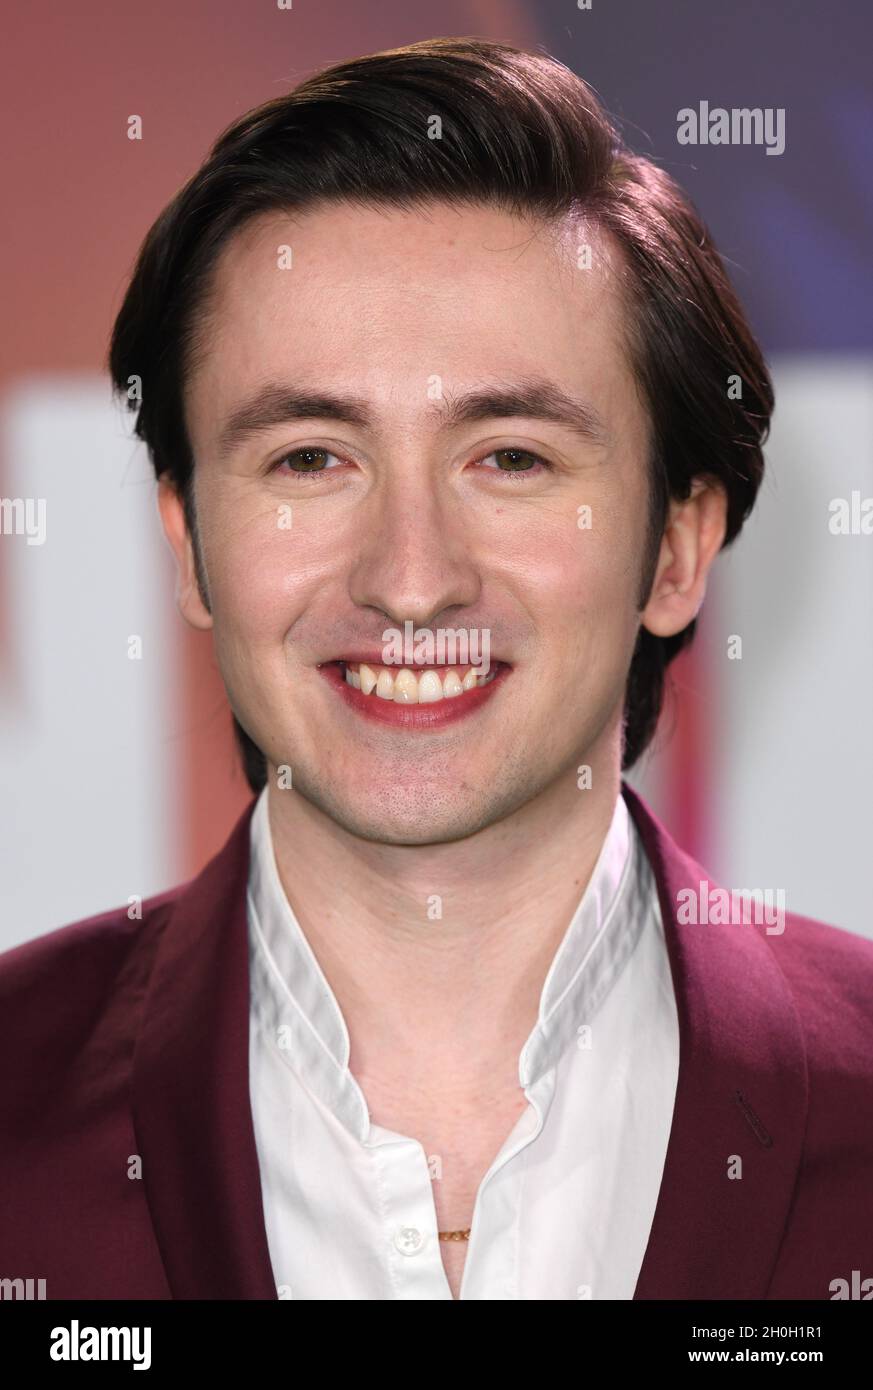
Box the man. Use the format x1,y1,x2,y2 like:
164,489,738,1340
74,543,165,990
1,38,871,1302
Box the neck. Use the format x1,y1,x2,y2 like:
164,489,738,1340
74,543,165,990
266,744,622,1090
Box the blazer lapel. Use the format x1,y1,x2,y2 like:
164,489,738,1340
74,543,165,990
622,781,808,1299
131,796,278,1299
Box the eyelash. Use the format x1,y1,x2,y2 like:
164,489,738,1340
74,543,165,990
268,446,554,482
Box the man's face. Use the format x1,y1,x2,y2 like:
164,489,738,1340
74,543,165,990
177,201,654,843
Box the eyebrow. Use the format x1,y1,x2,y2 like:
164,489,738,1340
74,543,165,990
214,375,609,458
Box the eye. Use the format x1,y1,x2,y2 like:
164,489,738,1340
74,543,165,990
267,444,551,481
270,447,342,478
476,447,552,479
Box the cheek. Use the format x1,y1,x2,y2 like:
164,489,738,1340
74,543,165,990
560,549,640,684
496,494,641,627
202,493,329,644
491,501,643,725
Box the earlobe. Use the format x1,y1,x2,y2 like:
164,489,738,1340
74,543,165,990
639,479,728,640
156,477,213,631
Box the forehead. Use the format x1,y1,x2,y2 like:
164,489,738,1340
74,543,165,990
184,200,640,449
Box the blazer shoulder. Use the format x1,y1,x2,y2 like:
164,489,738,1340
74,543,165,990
0,798,257,1051
0,881,183,1027
770,906,873,974
628,761,873,1055
766,909,873,1058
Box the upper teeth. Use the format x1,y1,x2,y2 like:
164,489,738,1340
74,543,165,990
344,662,496,703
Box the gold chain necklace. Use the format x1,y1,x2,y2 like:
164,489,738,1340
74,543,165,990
438,1228,471,1241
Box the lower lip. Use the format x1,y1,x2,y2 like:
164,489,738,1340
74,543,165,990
318,661,511,729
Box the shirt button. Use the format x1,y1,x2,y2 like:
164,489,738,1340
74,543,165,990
394,1225,425,1255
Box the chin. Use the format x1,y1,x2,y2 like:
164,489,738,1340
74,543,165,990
307,781,502,847
345,800,489,846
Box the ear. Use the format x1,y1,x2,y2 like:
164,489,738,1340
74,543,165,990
640,478,728,638
157,476,213,631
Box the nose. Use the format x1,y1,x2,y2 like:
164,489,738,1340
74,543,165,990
347,469,481,631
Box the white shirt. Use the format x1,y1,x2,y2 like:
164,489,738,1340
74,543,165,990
247,786,679,1300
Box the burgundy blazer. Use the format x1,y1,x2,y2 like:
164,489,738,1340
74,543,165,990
1,783,872,1300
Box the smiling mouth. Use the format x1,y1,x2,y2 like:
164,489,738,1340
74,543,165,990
318,659,509,727
340,659,497,703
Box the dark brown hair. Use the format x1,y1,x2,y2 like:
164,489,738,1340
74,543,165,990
108,37,772,793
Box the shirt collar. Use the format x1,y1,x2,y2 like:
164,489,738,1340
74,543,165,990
247,785,649,1137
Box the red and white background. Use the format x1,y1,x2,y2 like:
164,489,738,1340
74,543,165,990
2,1,871,948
